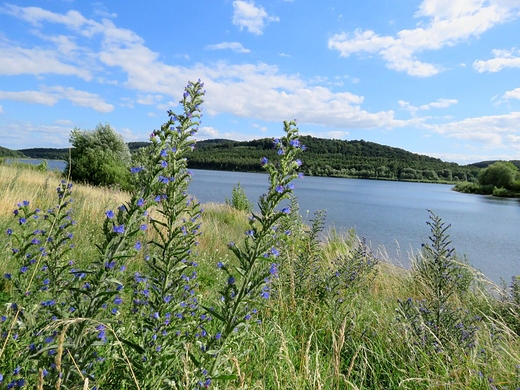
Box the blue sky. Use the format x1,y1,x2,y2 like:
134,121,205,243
1,0,520,164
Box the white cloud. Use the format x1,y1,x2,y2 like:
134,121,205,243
0,105,3,113
136,94,164,105
46,86,114,112
0,90,59,105
55,119,73,125
0,87,113,112
0,45,92,80
232,1,279,35
205,42,251,53
399,98,458,115
2,5,410,131
501,87,520,101
473,48,520,72
328,0,520,76
424,111,520,147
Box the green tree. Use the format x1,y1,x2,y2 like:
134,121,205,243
68,123,132,190
478,161,519,190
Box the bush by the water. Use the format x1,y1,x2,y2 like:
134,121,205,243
0,81,519,389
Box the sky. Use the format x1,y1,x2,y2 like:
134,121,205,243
1,1,520,164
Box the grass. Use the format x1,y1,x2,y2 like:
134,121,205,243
1,164,519,388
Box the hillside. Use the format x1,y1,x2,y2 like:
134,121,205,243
0,146,25,158
16,137,484,182
188,136,481,182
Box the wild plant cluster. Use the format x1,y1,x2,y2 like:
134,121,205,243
1,81,519,389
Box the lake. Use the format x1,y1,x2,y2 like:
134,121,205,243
187,169,520,285
8,159,519,284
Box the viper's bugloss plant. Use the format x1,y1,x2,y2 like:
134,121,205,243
397,210,481,356
195,120,305,382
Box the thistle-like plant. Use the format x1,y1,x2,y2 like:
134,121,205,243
194,120,305,384
397,211,480,355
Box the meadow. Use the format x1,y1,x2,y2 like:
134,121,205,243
0,81,519,389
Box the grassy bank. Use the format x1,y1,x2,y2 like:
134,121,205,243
1,162,519,389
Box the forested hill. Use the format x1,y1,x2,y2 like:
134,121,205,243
0,146,25,158
188,136,481,182
9,136,483,183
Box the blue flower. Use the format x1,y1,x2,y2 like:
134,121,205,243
228,276,236,285
114,297,123,305
290,139,300,148
275,185,284,193
134,241,142,250
113,225,125,234
160,160,168,168
20,266,28,274
158,175,169,184
105,210,115,219
6,229,12,235
22,200,29,207
245,230,254,237
18,217,27,225
137,198,145,207
281,206,291,214
260,157,268,166
131,166,143,174
295,159,302,166
140,224,147,231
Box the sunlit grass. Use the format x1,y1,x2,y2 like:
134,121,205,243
1,164,519,389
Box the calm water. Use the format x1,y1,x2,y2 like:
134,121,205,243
188,169,520,284
10,160,518,283
6,158,67,171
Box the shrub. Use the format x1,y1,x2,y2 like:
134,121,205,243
225,182,253,212
68,123,132,190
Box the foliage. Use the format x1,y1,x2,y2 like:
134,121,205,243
68,123,132,190
224,182,253,212
0,147,25,158
188,136,480,183
1,83,519,390
478,161,520,190
398,211,480,356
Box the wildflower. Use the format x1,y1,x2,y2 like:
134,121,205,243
217,261,224,268
137,198,145,207
6,229,12,235
134,241,142,250
297,172,304,179
113,225,125,234
260,157,268,166
140,224,147,231
20,266,28,274
19,217,27,225
245,230,254,237
281,206,291,214
4,274,12,280
275,185,284,193
295,159,302,167
41,300,56,307
131,166,143,174
114,297,123,305
105,210,115,219
228,276,236,285
158,175,169,184
289,139,300,148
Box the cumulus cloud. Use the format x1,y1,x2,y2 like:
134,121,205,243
328,0,520,76
0,46,92,80
0,87,113,112
473,48,520,72
424,111,520,146
399,98,458,115
205,42,251,53
501,87,520,100
1,5,411,131
232,1,279,35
